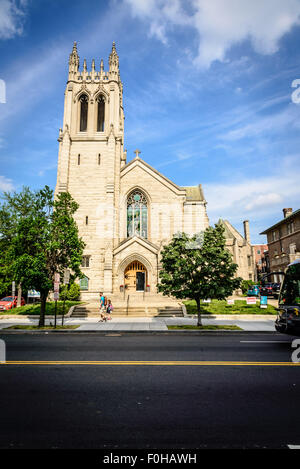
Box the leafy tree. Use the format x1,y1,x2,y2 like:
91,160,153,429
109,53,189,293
0,187,36,298
1,186,85,326
158,224,242,326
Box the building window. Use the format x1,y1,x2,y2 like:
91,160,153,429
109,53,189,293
81,256,90,268
79,276,89,290
98,154,101,165
85,216,88,225
257,250,261,255
78,154,80,165
79,94,88,131
272,231,277,241
287,222,294,234
127,190,148,238
97,95,105,132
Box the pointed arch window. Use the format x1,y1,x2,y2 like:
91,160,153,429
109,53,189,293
97,95,105,132
79,94,88,131
127,190,148,239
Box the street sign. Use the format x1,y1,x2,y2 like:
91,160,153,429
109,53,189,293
203,299,211,303
54,272,60,283
54,282,60,292
227,299,235,305
53,292,59,301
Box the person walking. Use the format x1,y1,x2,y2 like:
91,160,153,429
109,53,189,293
106,299,114,320
99,292,106,322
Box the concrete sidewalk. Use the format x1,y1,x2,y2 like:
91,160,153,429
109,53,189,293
0,315,276,332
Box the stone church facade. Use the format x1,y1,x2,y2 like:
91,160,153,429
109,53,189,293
55,43,209,300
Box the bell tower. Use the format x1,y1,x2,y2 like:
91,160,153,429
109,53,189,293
55,42,127,294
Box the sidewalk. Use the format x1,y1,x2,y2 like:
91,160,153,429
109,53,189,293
0,315,276,332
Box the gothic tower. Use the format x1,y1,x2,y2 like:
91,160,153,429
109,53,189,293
55,42,126,293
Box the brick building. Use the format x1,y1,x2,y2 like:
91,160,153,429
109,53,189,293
260,208,300,280
252,244,269,280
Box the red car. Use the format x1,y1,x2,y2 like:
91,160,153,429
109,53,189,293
0,296,26,311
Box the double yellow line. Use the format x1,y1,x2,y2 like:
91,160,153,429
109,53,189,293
1,360,300,366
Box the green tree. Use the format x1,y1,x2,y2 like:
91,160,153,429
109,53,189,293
1,186,85,326
158,225,242,326
0,187,36,298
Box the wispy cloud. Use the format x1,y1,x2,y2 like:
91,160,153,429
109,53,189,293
204,156,300,227
0,174,14,191
0,0,28,40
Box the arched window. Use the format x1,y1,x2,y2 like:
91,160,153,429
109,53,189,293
127,190,148,238
79,94,88,131
97,95,105,132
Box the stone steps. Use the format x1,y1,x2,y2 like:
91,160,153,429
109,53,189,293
71,304,183,318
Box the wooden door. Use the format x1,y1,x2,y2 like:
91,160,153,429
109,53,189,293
124,261,147,291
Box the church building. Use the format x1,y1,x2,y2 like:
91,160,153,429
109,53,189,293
55,42,209,301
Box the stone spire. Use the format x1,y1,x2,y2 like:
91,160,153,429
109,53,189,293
109,41,119,79
68,41,79,79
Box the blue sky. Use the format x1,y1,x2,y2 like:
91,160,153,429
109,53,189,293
1,0,300,243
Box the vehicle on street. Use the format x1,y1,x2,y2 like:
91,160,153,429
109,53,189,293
272,282,281,299
274,260,300,335
259,283,273,297
0,296,26,311
247,285,260,297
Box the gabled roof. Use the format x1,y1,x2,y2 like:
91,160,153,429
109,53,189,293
114,235,159,256
218,219,246,243
121,156,205,201
260,208,300,234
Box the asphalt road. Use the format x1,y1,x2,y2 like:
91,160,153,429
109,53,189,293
0,331,299,449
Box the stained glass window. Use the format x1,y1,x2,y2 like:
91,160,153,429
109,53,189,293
127,190,147,238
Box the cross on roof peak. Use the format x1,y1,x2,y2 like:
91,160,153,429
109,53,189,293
134,149,141,158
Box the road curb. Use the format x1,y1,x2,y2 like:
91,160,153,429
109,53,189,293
0,329,280,335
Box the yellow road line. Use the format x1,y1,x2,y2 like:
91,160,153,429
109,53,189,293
1,361,300,366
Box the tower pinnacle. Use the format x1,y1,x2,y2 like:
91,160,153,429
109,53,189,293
68,41,79,79
109,41,119,78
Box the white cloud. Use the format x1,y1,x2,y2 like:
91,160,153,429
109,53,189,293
204,158,300,225
0,0,28,40
125,0,300,68
245,193,282,211
0,175,14,191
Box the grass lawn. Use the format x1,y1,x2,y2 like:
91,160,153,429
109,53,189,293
0,301,82,316
167,325,242,330
3,325,80,330
183,299,277,315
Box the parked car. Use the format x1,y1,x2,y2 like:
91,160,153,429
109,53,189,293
0,296,26,311
272,282,281,298
259,283,273,297
247,285,260,297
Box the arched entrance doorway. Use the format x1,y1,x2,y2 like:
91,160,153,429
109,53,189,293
124,261,147,291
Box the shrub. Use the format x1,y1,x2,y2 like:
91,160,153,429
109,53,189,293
241,279,256,294
59,283,80,301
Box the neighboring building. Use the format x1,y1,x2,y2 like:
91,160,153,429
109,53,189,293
55,42,209,300
252,244,269,280
260,208,300,280
218,219,256,281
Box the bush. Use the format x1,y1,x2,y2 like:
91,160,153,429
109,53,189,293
60,283,80,301
241,279,256,294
